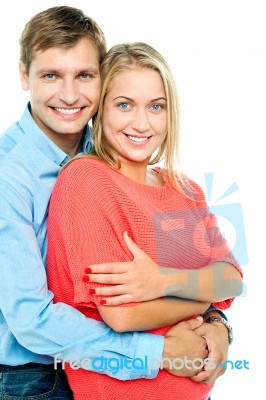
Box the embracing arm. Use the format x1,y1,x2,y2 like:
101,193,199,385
0,178,164,381
98,298,210,333
85,178,243,306
85,232,243,305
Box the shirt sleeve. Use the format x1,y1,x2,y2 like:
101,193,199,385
0,176,163,380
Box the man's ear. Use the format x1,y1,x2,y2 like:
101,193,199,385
19,61,29,91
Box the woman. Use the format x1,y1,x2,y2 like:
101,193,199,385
47,42,242,399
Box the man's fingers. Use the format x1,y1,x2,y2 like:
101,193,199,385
191,367,225,384
181,316,204,330
191,370,215,384
166,316,203,336
194,324,209,337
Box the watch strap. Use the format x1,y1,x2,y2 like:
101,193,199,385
207,316,233,345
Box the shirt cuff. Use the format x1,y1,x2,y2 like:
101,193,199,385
130,333,164,380
202,305,227,321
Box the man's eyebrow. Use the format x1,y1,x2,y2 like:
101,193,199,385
37,69,60,75
37,66,99,75
79,66,100,74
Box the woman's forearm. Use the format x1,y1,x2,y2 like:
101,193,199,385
98,298,210,333
160,262,243,302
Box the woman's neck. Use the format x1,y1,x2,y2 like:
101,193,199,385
119,161,164,187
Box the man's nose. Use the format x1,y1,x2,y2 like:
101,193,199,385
58,79,80,105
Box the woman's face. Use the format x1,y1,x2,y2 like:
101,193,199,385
102,67,167,167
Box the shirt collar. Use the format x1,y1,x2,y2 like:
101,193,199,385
19,103,93,166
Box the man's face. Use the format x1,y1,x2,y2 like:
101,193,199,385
19,37,100,148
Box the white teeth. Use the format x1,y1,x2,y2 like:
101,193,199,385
128,136,149,142
55,108,81,115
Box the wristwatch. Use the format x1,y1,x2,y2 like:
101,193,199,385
207,316,233,345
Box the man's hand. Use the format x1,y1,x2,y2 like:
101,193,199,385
84,232,165,305
162,317,208,377
191,320,229,384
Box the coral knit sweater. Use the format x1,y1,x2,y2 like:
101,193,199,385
47,158,239,400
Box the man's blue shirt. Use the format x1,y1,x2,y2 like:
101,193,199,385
0,104,164,379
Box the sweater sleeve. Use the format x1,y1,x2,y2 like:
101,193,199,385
189,180,242,310
48,158,132,308
187,179,241,266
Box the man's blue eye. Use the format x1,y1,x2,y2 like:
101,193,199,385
46,74,55,79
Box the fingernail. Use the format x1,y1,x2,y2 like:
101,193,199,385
85,267,91,274
82,275,90,282
100,299,106,305
89,289,96,294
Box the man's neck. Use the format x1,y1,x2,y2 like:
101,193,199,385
63,140,83,159
45,131,84,158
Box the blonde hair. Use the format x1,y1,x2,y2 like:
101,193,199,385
90,42,184,191
20,6,106,74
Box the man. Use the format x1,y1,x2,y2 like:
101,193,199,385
0,6,231,399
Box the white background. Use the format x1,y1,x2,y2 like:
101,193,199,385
0,0,264,398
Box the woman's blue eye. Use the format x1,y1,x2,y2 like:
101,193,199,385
151,104,162,111
119,103,130,109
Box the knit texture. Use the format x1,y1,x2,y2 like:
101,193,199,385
47,158,239,400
